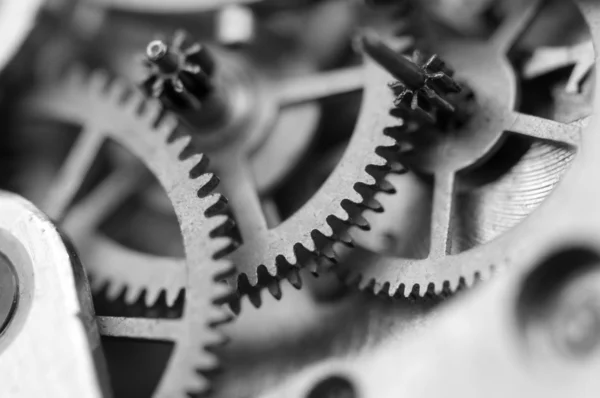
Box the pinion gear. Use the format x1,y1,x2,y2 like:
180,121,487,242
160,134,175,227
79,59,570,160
142,30,216,110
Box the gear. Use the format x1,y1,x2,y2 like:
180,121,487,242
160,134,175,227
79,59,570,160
70,28,394,304
362,32,462,125
26,67,236,396
340,0,592,298
142,30,216,110
142,39,407,304
24,3,400,308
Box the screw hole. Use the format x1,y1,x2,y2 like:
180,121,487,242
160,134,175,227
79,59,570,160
306,375,357,398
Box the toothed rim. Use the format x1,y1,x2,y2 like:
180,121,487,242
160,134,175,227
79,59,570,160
224,55,406,303
341,0,597,299
28,66,235,397
29,47,408,307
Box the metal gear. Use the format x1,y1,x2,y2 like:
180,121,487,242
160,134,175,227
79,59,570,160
142,30,216,110
25,67,236,396
341,0,592,298
362,32,462,125
142,40,408,303
59,27,392,305
19,12,369,307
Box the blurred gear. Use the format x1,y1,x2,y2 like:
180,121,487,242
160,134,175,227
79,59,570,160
342,0,592,297
25,68,236,397
138,35,408,303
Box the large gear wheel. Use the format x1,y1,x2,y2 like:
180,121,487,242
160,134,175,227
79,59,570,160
25,33,404,305
341,0,593,298
25,68,235,396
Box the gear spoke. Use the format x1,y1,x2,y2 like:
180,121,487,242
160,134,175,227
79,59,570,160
428,172,456,260
42,128,104,222
215,156,268,238
506,111,582,149
493,0,544,53
277,66,364,107
62,167,145,234
97,316,181,341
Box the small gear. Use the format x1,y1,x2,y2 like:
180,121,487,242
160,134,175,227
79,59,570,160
341,0,591,298
26,67,236,396
142,30,216,110
362,32,462,125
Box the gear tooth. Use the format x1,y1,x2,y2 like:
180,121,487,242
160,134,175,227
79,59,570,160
156,113,179,139
194,174,220,199
203,194,227,217
165,288,181,307
105,282,125,301
331,207,349,223
379,134,398,150
336,230,354,246
88,70,111,94
266,279,282,300
205,213,230,233
447,277,461,293
105,77,127,102
346,190,365,205
183,153,208,175
193,350,220,372
247,288,262,308
144,287,162,307
228,296,242,315
286,268,303,289
211,279,235,303
141,94,163,119
377,178,396,193
369,154,389,168
122,90,145,115
124,286,142,304
320,222,337,240
170,133,192,154
363,197,384,213
281,247,298,265
394,283,406,298
352,214,370,230
360,277,376,292
362,174,378,187
209,307,234,327
209,236,235,261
